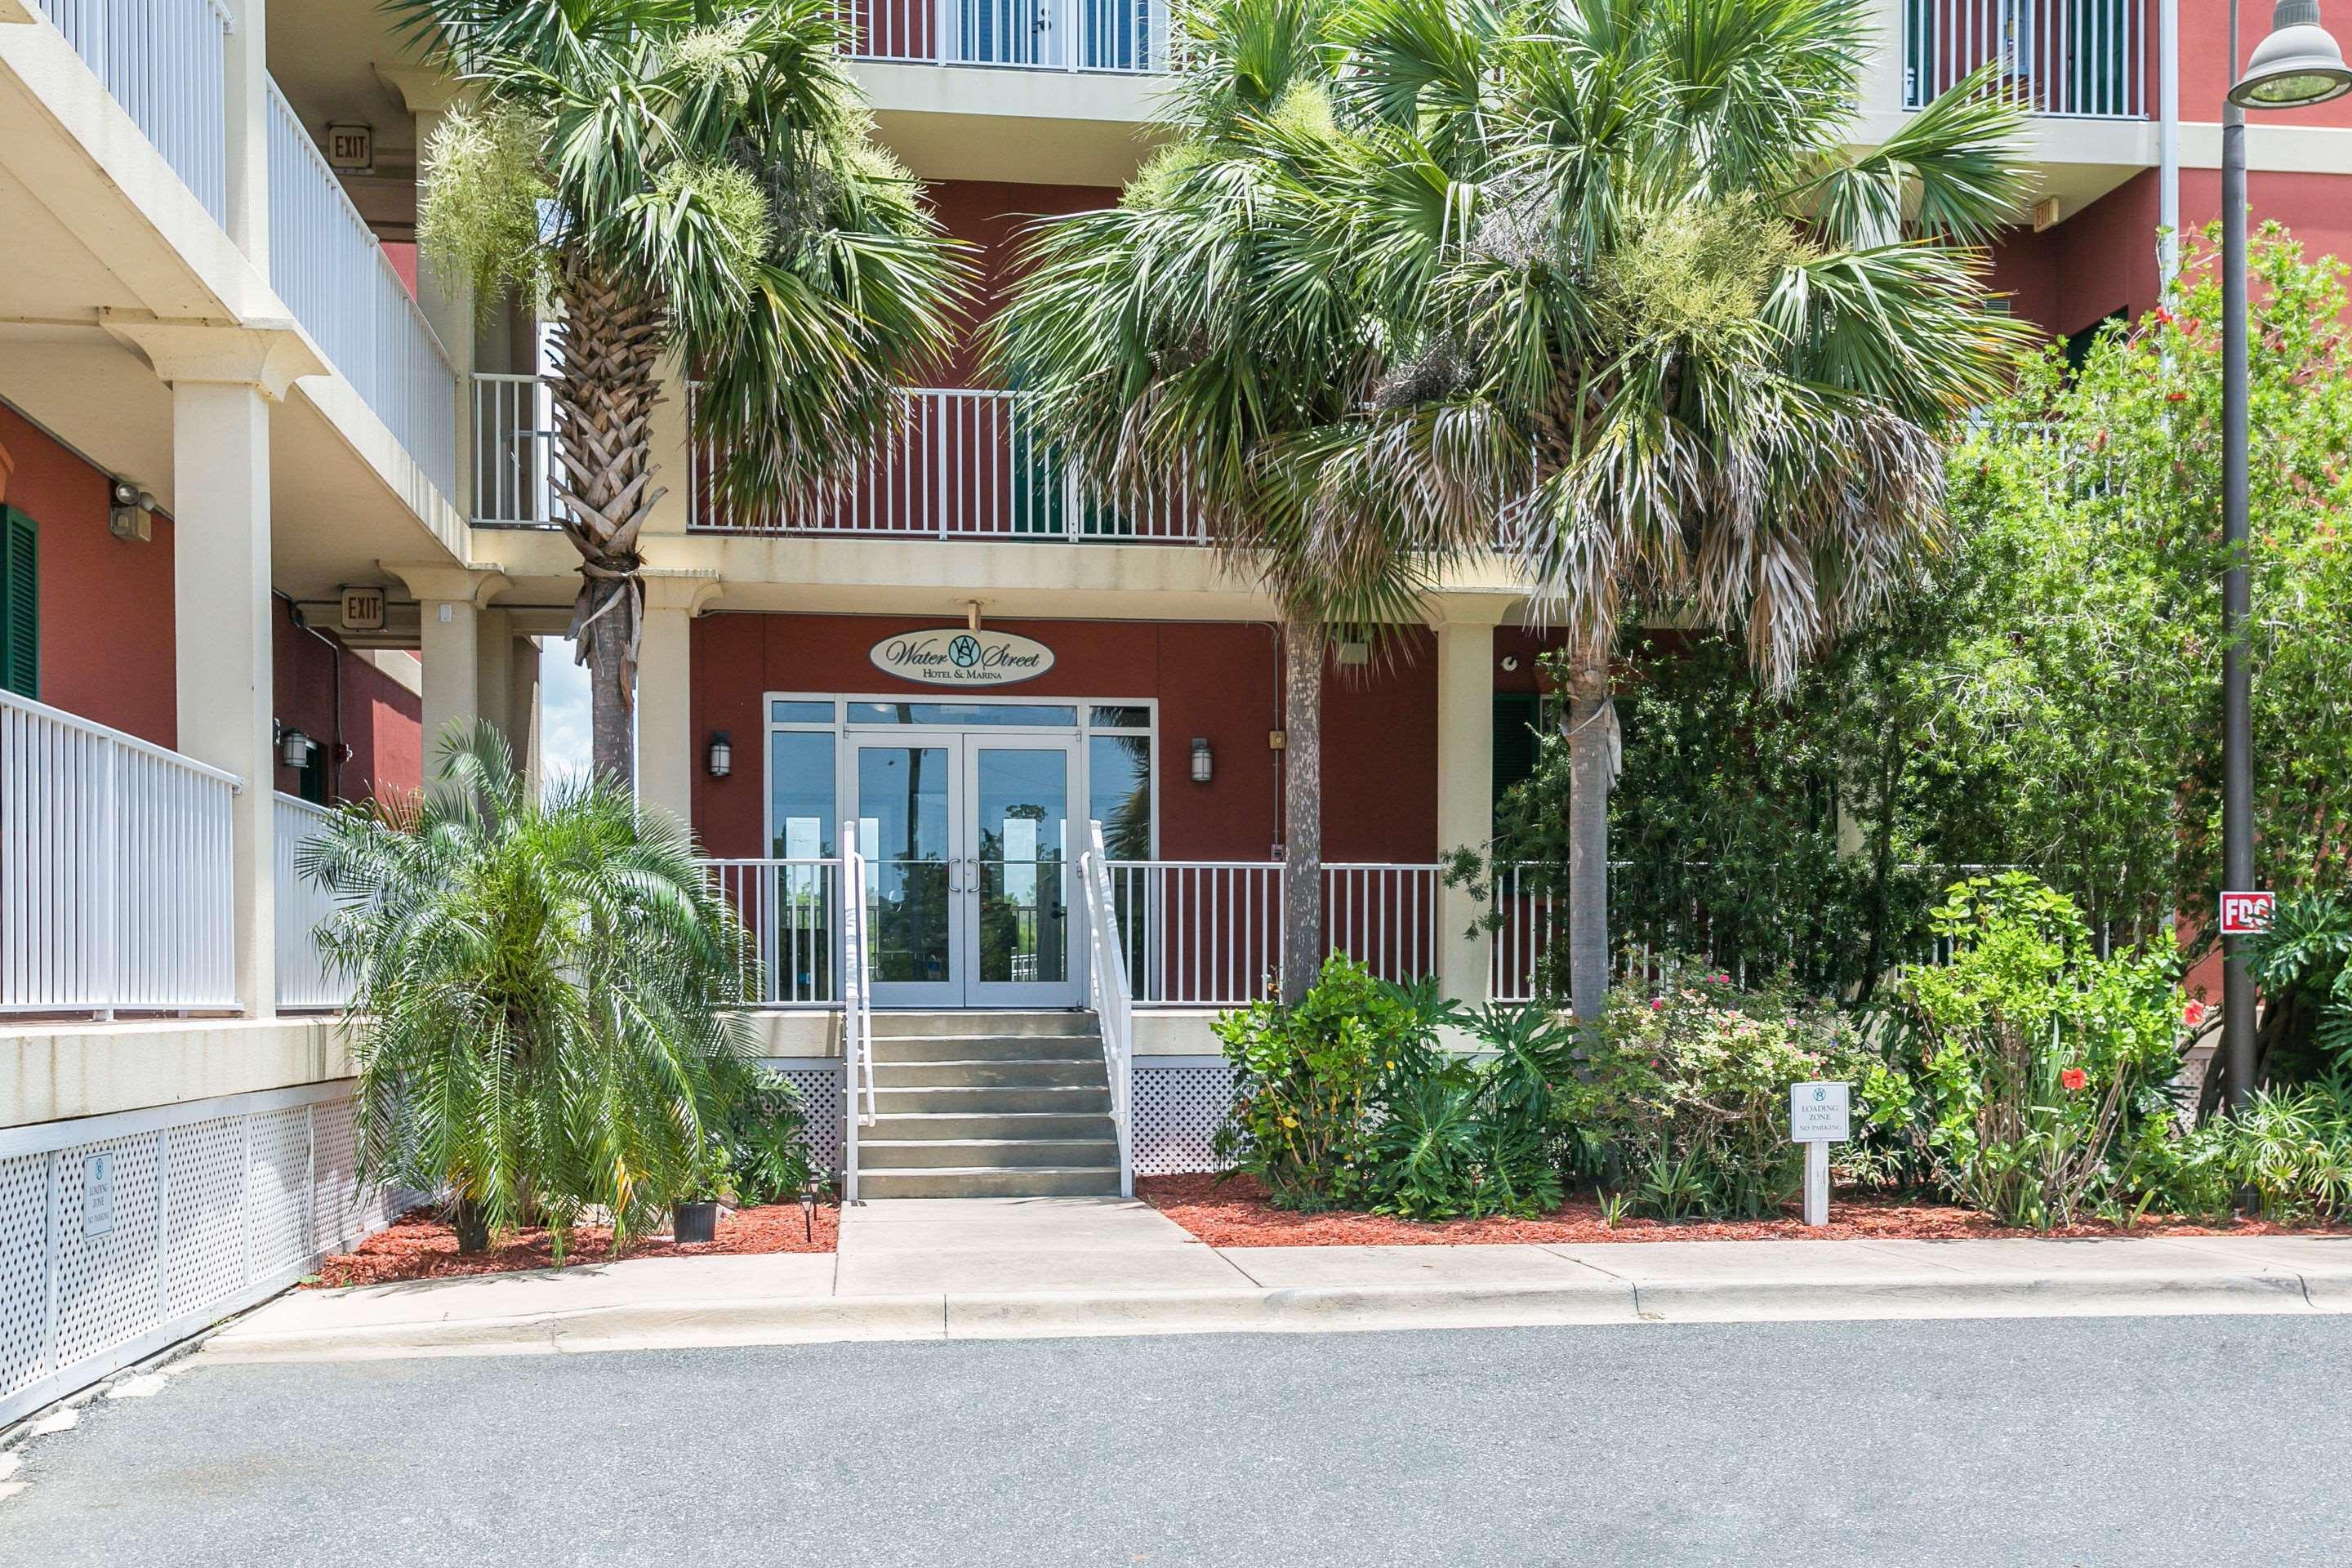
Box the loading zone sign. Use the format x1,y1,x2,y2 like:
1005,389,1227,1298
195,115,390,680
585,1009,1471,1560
869,628,1055,688
1789,1082,1851,1143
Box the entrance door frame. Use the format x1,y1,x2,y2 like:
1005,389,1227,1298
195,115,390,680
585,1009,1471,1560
762,692,1160,1009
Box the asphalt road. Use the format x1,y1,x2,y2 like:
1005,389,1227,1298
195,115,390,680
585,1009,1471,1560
7,1315,2350,1567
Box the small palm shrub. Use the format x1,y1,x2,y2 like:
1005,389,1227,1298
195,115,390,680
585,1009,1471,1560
1892,874,2187,1229
305,723,758,1253
1210,956,1575,1218
719,1067,820,1206
2136,1076,2352,1223
1570,969,1905,1220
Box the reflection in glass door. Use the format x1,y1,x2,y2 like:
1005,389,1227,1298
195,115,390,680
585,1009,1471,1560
969,742,1078,1006
855,738,960,1008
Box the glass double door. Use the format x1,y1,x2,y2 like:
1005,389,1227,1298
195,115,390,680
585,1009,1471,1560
853,733,1080,1008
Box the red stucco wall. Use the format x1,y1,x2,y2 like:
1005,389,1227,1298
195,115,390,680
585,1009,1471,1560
686,613,1442,864
927,180,1119,386
0,398,422,795
0,401,178,748
270,602,424,805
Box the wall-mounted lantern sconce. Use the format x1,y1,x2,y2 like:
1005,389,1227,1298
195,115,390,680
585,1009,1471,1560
1190,737,1213,784
279,727,314,772
707,730,733,779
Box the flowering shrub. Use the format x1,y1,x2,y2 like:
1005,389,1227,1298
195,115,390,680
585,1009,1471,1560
1567,969,1907,1220
1894,874,2189,1228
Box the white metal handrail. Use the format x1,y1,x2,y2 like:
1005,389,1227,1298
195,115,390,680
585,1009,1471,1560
835,0,1168,72
266,81,461,508
1080,821,1135,1196
1903,0,2144,118
690,385,1204,541
41,0,234,225
838,818,875,1200
706,857,844,1005
1,689,242,1014
272,792,349,1010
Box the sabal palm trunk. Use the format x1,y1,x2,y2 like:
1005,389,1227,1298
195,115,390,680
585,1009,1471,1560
1280,617,1324,1004
1564,644,1612,1026
550,257,664,790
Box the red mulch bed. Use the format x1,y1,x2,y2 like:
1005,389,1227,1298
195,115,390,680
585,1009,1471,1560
310,1202,839,1288
1137,1172,2352,1247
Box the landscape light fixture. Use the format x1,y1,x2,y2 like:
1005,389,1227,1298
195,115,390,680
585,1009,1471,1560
2229,0,2352,106
706,730,733,779
800,1180,820,1243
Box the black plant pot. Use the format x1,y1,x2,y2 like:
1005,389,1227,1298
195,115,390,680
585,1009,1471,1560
673,1200,720,1245
452,1200,491,1255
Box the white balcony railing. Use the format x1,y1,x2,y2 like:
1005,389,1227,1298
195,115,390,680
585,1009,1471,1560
838,0,1168,72
708,858,847,1005
267,82,461,507
690,386,1205,541
0,690,240,1015
1904,0,2145,118
272,792,349,1010
472,372,555,527
42,0,234,225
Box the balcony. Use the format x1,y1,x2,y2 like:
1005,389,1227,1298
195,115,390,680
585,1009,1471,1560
840,0,1169,74
1904,0,2146,118
42,0,233,225
470,377,1206,542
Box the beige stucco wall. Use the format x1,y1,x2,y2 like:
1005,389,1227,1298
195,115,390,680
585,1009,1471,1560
1,1016,357,1129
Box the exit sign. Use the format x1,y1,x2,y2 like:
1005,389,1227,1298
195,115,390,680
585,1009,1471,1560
340,586,385,632
325,122,373,173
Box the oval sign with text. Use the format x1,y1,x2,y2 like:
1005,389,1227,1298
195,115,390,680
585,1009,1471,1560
869,628,1056,688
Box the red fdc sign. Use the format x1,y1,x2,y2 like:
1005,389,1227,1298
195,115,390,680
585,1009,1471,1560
2220,890,2277,937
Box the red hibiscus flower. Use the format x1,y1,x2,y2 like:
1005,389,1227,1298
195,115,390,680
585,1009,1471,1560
2183,1000,2208,1029
2060,1067,2089,1092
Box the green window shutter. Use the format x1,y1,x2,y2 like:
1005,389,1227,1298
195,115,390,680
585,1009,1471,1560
1491,693,1542,814
0,506,35,700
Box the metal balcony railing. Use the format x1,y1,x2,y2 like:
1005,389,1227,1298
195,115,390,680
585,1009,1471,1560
1904,0,2146,118
266,82,461,509
838,0,1168,73
42,0,234,225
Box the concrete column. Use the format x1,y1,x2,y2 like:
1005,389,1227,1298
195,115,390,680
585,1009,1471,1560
475,608,514,743
103,321,325,1018
636,574,720,826
1433,603,1512,1009
508,634,542,800
385,563,510,780
222,0,269,274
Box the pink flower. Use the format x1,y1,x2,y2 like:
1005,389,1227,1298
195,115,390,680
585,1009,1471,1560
2060,1067,2088,1092
2183,999,2208,1029
1650,997,1665,1011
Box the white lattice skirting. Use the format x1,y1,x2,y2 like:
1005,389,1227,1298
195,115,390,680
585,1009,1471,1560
0,1081,408,1428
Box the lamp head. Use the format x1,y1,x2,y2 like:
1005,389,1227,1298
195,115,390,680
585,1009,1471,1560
2231,0,2352,108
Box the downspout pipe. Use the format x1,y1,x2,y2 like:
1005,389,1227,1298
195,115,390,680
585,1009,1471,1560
2160,0,2182,290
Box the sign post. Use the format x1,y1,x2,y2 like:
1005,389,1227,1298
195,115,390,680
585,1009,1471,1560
1788,1082,1850,1227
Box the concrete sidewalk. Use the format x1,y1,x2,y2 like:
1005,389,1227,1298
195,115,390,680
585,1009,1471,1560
197,1199,2352,1364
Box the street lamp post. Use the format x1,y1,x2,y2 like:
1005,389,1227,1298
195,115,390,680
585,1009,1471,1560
2220,0,2352,1112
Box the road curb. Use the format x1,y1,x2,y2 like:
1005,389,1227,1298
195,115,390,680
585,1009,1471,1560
193,1264,2352,1364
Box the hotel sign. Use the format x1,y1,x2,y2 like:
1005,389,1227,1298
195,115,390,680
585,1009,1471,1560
870,628,1055,688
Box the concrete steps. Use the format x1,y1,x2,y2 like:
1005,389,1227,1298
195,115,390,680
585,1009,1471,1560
856,1013,1121,1198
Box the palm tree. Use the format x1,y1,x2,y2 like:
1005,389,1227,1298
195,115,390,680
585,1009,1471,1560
304,722,760,1251
1250,0,2034,1022
397,0,967,785
994,0,1492,1002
